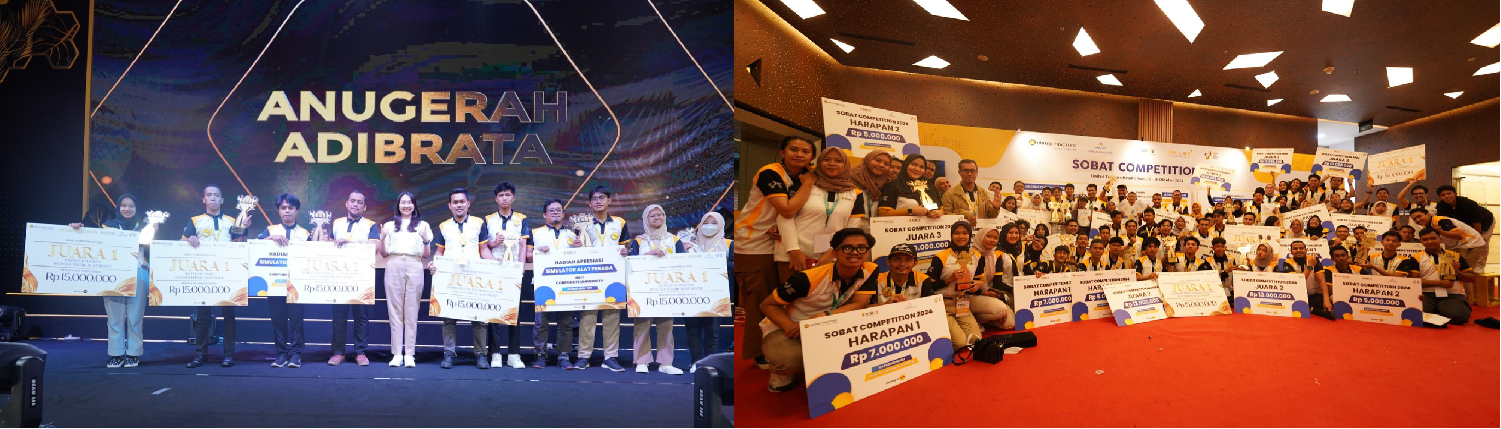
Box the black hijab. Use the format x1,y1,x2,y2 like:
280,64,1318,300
105,194,142,231
879,154,940,208
948,220,972,252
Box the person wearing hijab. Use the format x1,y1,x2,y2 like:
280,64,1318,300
925,221,984,350
69,194,155,368
877,154,944,218
1305,216,1329,239
628,205,688,375
1248,243,1280,272
685,212,730,373
778,148,869,271
849,150,894,218
969,226,1017,329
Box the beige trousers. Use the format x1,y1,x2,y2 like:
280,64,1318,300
632,317,675,365
579,309,621,358
385,255,424,356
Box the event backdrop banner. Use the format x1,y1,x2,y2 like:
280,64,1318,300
429,256,524,324
1104,280,1170,326
800,295,950,419
1312,148,1368,180
1331,274,1423,326
246,239,290,297
1368,145,1425,185
85,0,733,244
286,241,376,304
821,97,921,158
22,223,141,296
869,215,962,271
624,252,732,318
1231,271,1311,318
148,241,248,306
532,245,629,312
1156,271,1232,317
1071,269,1133,321
1190,163,1234,191
1013,272,1076,329
1250,148,1294,174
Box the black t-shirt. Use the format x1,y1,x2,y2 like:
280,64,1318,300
775,268,878,303
755,168,801,199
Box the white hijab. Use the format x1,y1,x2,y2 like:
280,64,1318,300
640,204,671,241
692,212,728,252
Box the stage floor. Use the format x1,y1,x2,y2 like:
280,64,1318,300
735,305,1501,427
25,340,698,427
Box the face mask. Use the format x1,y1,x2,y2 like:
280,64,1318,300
698,224,720,236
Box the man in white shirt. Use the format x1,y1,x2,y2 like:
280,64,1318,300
430,188,496,369
483,182,531,369
529,198,581,369
328,190,381,366
575,186,632,372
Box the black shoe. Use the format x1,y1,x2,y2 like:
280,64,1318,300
1477,317,1500,329
476,356,490,369
186,355,207,368
106,356,125,368
440,353,454,369
271,354,289,368
123,356,139,368
1311,309,1336,321
222,357,235,367
287,354,301,368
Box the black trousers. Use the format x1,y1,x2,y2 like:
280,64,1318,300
267,296,305,356
489,270,532,356
330,304,369,356
194,306,236,357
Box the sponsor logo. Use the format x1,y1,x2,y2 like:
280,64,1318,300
1204,152,1220,160
1164,149,1193,158
1028,139,1078,150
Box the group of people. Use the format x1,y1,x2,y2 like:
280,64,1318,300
736,136,1495,392
74,182,730,375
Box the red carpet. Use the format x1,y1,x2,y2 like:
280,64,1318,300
735,305,1500,427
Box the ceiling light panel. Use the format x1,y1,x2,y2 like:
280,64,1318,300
778,0,826,19
1322,0,1354,17
1255,71,1278,88
1073,28,1101,56
1445,91,1463,99
1320,94,1352,102
1223,51,1282,69
1471,23,1500,48
913,55,950,69
1475,62,1501,75
1098,74,1122,86
912,0,968,20
1267,99,1282,106
1189,89,1201,97
831,39,854,53
1386,67,1413,87
1153,0,1205,43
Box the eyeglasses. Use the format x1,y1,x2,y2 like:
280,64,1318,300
591,196,610,202
836,245,871,254
959,168,978,173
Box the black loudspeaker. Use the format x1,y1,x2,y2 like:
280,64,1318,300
0,307,25,342
693,353,734,428
0,342,45,428
1358,119,1373,132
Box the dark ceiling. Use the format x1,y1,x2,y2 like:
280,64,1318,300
759,0,1501,126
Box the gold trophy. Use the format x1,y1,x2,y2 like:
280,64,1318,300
231,195,258,235
955,251,974,292
1438,251,1459,281
308,210,332,241
139,211,170,245
570,213,601,246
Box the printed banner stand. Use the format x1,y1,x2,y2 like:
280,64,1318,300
1104,280,1170,326
1331,274,1423,327
1231,271,1311,318
799,295,950,419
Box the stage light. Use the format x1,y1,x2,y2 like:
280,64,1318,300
1470,23,1500,47
1255,71,1278,88
1153,0,1204,43
1188,89,1201,97
912,0,968,20
1445,91,1463,99
1223,51,1282,69
1267,99,1282,106
831,39,854,53
777,0,825,19
1322,0,1353,16
1386,67,1413,87
1320,94,1351,102
1097,74,1122,86
913,55,950,69
1474,62,1501,75
1073,28,1100,56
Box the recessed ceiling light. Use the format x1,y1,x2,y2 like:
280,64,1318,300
1189,89,1202,97
1475,62,1501,75
1445,91,1464,99
777,0,826,19
1320,94,1352,102
1471,23,1501,48
1267,99,1282,106
913,55,951,69
1322,0,1354,16
912,0,968,20
831,39,854,53
1386,67,1413,87
1255,71,1278,88
1223,51,1282,69
1153,0,1205,43
1097,74,1122,86
1073,28,1101,56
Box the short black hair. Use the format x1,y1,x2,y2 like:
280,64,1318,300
1381,230,1402,241
1308,174,1321,180
1211,237,1227,246
779,136,813,151
1087,183,1097,190
958,159,978,168
1436,185,1457,195
1400,225,1416,233
1064,183,1075,189
1090,239,1105,247
590,186,612,199
1418,227,1440,238
1053,245,1071,254
203,184,222,195
493,181,517,196
1330,246,1349,256
1412,185,1429,194
1182,236,1200,247
1409,207,1428,215
542,198,565,212
275,193,301,210
1066,219,1079,227
990,181,1003,188
1353,225,1367,232
1108,237,1124,246
1289,240,1306,249
831,227,875,249
449,188,469,201
1142,237,1161,248
1142,207,1155,215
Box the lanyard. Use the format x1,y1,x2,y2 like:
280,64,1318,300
823,196,838,227
830,273,862,310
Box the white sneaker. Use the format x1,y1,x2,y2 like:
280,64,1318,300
507,354,525,369
659,365,684,375
635,363,650,373
403,355,416,368
389,356,403,367
490,353,504,368
689,364,698,374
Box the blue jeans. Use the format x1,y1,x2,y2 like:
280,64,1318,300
105,267,149,356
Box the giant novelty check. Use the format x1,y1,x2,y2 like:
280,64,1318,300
532,245,629,312
429,256,524,324
23,223,141,296
148,240,248,306
625,252,732,318
287,241,376,304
